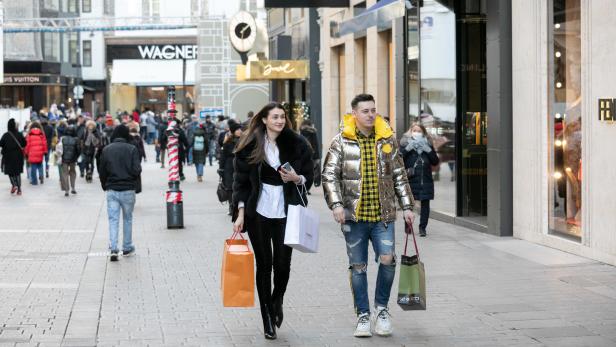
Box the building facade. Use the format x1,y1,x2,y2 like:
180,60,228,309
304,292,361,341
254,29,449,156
1,0,83,113
513,0,616,265
319,0,513,235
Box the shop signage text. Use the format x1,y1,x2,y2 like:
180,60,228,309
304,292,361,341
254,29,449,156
106,44,198,62
138,45,198,60
241,60,309,81
598,98,615,122
3,74,66,85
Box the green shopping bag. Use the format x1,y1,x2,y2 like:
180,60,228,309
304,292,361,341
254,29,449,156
397,223,426,310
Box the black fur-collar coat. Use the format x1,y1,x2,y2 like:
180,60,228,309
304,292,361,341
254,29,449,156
232,127,314,227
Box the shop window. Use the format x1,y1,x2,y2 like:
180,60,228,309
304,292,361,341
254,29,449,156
548,0,582,239
82,40,92,67
82,0,91,13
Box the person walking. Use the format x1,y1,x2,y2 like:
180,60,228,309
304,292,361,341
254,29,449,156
146,110,158,144
41,117,54,178
128,124,146,162
191,124,209,182
219,121,242,214
0,119,27,195
156,117,168,168
203,116,217,166
321,94,415,338
299,119,322,191
58,126,80,196
186,115,199,166
98,125,142,262
24,122,48,186
232,102,314,340
82,120,102,183
400,123,439,237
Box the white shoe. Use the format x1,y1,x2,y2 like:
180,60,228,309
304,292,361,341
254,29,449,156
373,306,393,336
354,313,372,337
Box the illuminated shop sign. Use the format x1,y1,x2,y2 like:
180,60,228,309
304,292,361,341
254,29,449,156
106,44,198,62
238,60,309,81
3,74,66,85
598,98,615,122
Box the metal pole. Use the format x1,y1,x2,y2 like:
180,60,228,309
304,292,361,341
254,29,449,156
165,86,184,229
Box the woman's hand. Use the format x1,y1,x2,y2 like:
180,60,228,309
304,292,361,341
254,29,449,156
280,168,301,184
233,208,245,233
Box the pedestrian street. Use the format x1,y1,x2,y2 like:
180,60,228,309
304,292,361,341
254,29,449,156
0,147,616,347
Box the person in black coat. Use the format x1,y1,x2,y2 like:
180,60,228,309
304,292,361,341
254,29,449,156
0,119,27,195
299,119,321,189
232,102,314,340
41,117,54,178
218,122,242,213
400,123,440,237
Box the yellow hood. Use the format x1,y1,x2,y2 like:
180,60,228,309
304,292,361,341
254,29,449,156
341,114,393,141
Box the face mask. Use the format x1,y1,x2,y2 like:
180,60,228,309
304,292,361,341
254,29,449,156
412,132,423,139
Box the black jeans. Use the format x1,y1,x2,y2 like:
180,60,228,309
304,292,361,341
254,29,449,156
247,215,293,310
420,200,430,229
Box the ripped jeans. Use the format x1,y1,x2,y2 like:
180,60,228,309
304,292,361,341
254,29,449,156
343,221,396,315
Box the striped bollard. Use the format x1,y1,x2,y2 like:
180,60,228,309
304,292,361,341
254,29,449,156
165,88,184,229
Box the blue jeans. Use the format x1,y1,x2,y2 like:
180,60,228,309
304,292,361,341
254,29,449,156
195,163,204,176
188,147,193,164
343,221,396,315
107,190,136,253
29,163,44,185
148,132,156,145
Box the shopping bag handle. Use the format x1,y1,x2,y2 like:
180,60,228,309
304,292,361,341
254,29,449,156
295,184,308,207
404,223,420,260
231,229,245,240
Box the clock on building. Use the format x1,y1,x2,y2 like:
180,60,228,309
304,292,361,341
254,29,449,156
229,11,257,54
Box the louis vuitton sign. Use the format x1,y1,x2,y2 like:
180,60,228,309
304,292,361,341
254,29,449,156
239,60,309,81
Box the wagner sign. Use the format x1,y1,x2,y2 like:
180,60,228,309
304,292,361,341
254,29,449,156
106,44,198,62
240,60,309,81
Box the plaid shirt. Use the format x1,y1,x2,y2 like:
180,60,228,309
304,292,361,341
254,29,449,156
356,129,381,222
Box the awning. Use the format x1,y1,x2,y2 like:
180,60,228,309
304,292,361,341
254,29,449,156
338,0,410,37
110,59,195,86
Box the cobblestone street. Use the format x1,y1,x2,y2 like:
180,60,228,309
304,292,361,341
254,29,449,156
1,148,616,347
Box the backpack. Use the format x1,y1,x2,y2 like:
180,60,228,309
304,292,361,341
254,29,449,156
194,135,205,151
61,137,78,163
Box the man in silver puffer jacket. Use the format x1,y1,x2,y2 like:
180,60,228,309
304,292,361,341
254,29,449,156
322,94,415,338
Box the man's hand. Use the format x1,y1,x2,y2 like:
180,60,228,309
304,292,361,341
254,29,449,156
333,206,345,224
233,208,245,233
403,210,415,230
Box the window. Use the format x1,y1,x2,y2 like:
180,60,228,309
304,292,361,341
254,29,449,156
67,0,79,13
143,0,160,18
41,0,60,11
548,0,582,239
43,32,60,62
104,0,114,15
82,40,92,66
69,34,79,65
82,0,91,13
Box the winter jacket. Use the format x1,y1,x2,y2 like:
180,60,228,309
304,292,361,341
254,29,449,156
219,137,237,190
146,115,157,133
322,115,414,223
129,134,146,161
191,127,209,165
399,133,440,201
61,136,81,164
300,125,321,160
0,131,26,175
232,127,314,224
43,124,54,149
24,128,48,164
98,138,142,192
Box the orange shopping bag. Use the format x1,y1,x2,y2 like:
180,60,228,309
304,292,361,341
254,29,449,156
221,231,255,307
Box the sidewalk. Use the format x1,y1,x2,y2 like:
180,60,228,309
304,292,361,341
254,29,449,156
0,148,615,346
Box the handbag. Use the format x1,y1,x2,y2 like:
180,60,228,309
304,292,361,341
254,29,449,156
216,178,229,203
284,185,320,253
221,230,254,307
397,223,426,310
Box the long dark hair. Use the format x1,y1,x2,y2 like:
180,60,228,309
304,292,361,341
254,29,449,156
235,102,289,164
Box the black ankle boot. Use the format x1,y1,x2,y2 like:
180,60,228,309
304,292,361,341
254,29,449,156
272,296,284,328
261,305,277,340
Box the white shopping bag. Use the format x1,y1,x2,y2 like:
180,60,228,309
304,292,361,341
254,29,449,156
284,185,319,253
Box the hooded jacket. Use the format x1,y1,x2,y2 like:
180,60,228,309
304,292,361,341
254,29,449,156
24,128,48,164
322,115,413,223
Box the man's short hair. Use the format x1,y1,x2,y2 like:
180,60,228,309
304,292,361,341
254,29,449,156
351,94,375,109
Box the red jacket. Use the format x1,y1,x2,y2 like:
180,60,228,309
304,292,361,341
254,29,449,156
25,128,48,164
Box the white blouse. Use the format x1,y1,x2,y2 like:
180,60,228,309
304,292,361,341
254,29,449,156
239,138,305,219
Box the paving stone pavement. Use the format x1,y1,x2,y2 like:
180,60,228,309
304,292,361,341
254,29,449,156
1,146,616,347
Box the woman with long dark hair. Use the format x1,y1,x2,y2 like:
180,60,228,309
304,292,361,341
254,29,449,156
232,102,314,340
0,119,27,195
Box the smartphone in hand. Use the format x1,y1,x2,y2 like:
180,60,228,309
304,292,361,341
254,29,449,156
280,162,293,172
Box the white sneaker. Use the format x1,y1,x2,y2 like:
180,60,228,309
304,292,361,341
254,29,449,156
373,306,393,336
354,313,372,337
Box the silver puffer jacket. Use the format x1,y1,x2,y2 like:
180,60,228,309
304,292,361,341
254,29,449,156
322,115,414,222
